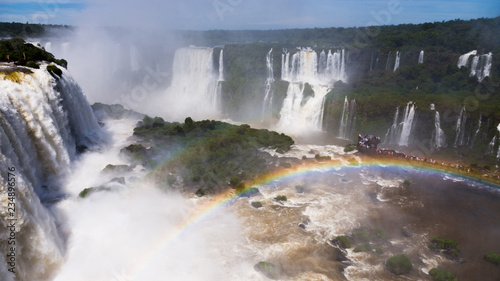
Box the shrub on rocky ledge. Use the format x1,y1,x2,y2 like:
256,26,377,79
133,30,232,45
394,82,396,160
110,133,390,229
429,268,457,281
335,235,351,249
274,195,287,202
251,201,263,208
385,254,413,275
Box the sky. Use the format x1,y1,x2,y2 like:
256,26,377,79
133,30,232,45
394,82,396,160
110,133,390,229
0,0,499,30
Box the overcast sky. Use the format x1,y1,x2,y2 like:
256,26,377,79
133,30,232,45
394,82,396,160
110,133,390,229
0,0,499,30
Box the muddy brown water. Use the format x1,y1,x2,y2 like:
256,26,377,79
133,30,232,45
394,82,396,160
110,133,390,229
229,166,500,280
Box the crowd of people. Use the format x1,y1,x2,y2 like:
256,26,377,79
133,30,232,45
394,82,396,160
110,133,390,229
357,134,381,150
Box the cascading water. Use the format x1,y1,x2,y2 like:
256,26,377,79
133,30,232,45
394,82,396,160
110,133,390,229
457,51,493,82
393,51,400,72
498,124,500,160
431,109,446,149
216,49,224,112
458,50,477,68
454,106,467,148
384,107,400,145
384,102,416,146
218,49,224,82
385,51,391,70
277,48,347,134
418,50,424,64
262,49,275,121
398,102,416,146
490,124,500,160
163,47,221,121
338,96,356,140
486,136,497,155
0,64,102,281
470,114,482,148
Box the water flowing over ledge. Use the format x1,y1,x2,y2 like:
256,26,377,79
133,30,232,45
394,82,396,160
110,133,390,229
0,63,103,281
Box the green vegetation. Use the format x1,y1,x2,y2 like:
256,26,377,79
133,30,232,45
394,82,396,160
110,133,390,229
385,254,413,275
78,188,93,198
429,268,457,281
403,179,411,186
344,143,357,153
46,64,62,78
0,38,67,69
429,237,461,260
335,235,351,249
484,251,500,265
239,187,260,197
0,22,71,38
181,17,499,54
429,237,459,251
254,261,281,280
195,188,206,197
251,201,263,208
375,248,383,255
274,195,287,202
132,116,293,192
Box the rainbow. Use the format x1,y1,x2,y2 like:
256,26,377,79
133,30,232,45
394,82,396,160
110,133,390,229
128,156,499,279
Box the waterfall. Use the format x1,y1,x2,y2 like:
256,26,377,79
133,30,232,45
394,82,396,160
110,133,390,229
163,47,221,121
457,50,477,68
338,96,356,140
470,114,482,148
277,48,347,133
385,51,392,70
475,52,492,82
393,51,400,72
418,50,424,64
262,49,275,121
215,49,224,111
486,136,497,155
385,107,400,145
384,102,416,146
398,102,416,146
218,49,224,81
0,64,102,281
496,124,500,160
457,51,492,82
431,110,446,149
454,106,467,147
